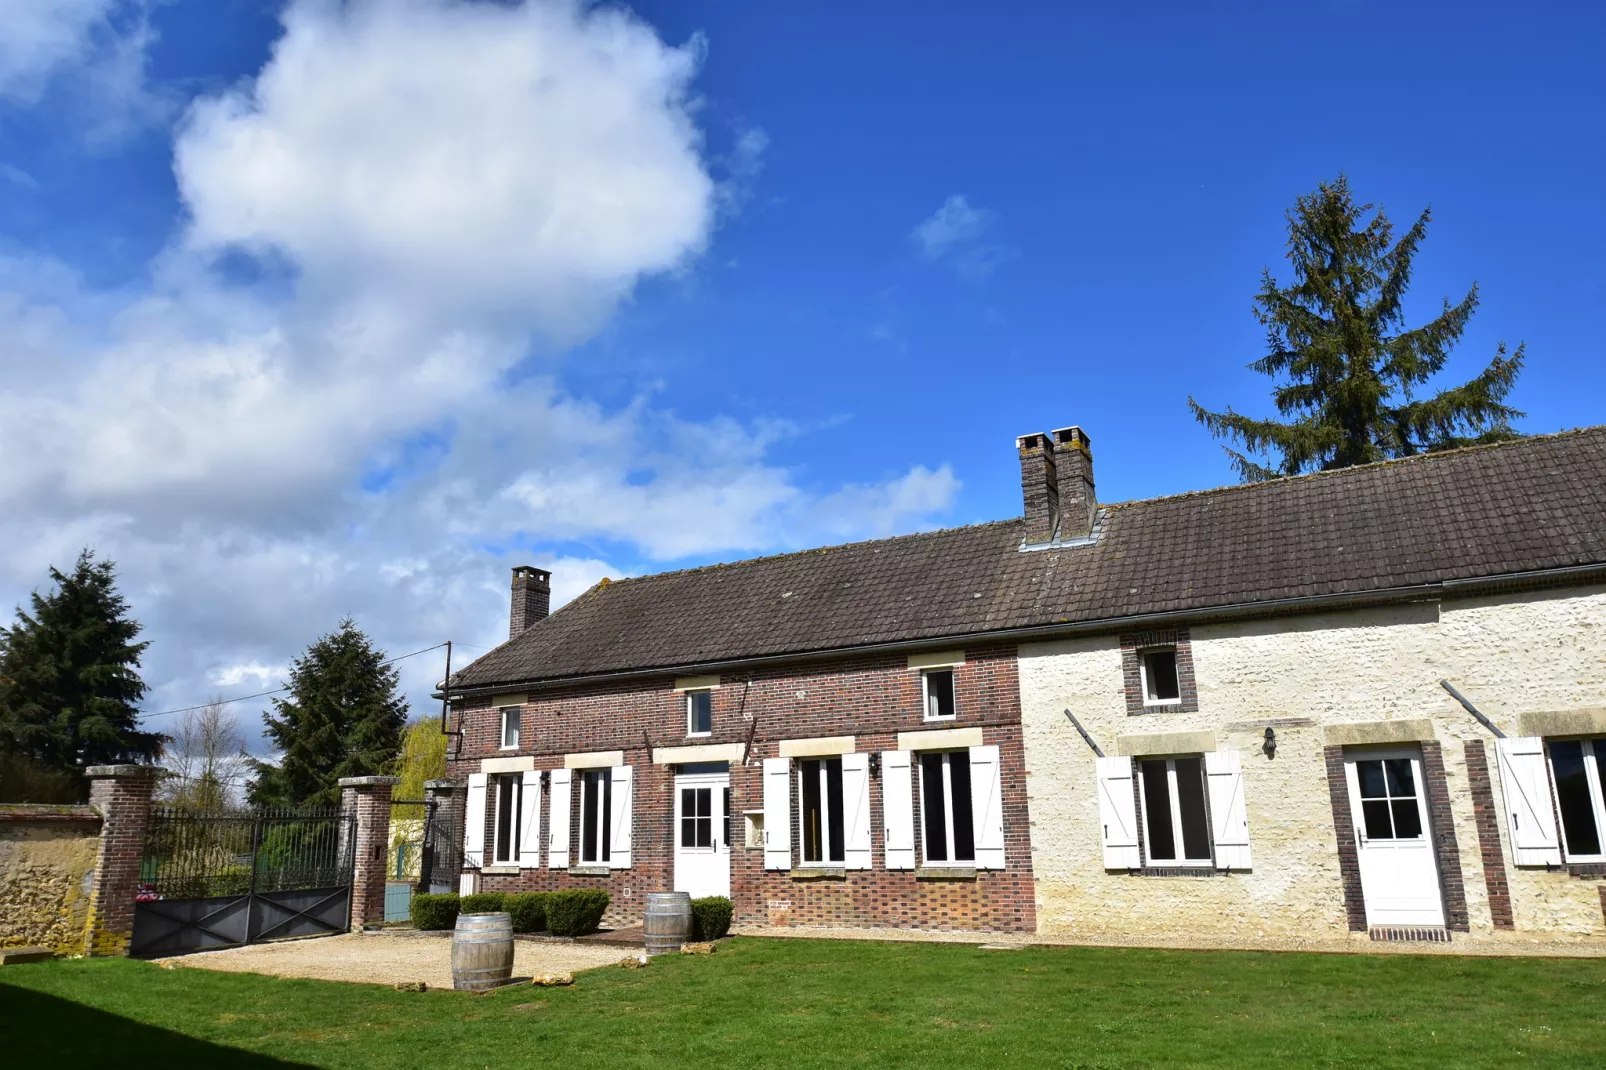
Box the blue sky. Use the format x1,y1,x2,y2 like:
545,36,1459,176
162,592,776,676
1,1,1601,744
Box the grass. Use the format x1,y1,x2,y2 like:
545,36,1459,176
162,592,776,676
4,938,1606,1068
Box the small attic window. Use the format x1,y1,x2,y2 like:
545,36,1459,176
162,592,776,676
923,669,957,721
1140,649,1181,705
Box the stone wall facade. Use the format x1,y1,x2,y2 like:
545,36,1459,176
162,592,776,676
0,806,101,955
448,643,1037,933
1018,585,1606,947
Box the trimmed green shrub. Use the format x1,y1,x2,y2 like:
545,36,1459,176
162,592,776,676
546,889,610,936
691,896,733,941
410,892,460,931
459,892,507,915
505,891,549,933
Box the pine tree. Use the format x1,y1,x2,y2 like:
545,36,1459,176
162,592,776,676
250,620,409,808
1190,175,1526,481
0,550,163,788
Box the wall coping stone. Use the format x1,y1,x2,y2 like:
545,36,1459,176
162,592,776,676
1518,708,1606,738
1323,718,1437,746
83,765,159,779
337,776,402,788
0,804,100,824
423,778,462,791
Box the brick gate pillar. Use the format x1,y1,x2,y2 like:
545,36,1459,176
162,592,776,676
424,778,465,892
340,775,399,931
83,764,160,957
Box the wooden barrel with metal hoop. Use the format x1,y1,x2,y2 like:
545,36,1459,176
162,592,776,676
451,911,514,991
643,892,693,956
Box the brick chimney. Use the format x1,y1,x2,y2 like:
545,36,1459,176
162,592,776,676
509,566,551,640
1050,426,1096,540
1017,432,1060,544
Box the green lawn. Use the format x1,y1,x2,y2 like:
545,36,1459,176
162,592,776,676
4,938,1605,1068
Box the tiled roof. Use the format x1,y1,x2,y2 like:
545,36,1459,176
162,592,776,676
454,427,1606,688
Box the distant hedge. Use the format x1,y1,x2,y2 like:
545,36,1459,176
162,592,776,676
410,893,459,931
459,892,507,915
691,896,733,941
547,889,610,937
505,891,549,933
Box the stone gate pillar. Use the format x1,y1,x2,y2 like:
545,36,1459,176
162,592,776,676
424,777,465,892
339,775,399,931
83,764,160,957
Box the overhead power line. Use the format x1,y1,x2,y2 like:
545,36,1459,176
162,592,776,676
138,642,451,722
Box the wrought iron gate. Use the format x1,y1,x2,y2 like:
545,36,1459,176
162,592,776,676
131,807,356,958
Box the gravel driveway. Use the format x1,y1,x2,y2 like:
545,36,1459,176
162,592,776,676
165,931,627,989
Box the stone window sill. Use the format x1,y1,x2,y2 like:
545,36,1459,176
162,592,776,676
480,865,519,876
790,867,846,880
915,867,977,881
569,865,612,877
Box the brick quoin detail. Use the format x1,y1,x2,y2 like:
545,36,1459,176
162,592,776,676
1462,740,1515,930
1419,742,1470,932
449,644,1037,933
1119,627,1198,715
1323,746,1368,932
341,777,398,931
83,765,159,957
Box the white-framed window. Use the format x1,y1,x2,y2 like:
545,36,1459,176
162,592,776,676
1548,738,1606,861
578,768,613,864
1139,648,1181,705
922,669,957,721
491,772,523,865
499,706,521,749
918,750,975,865
798,757,845,864
1137,755,1212,866
686,690,712,737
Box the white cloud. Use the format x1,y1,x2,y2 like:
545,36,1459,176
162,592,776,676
0,0,165,142
0,0,960,749
210,662,287,689
912,194,1016,280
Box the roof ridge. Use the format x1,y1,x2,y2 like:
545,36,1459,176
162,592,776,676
598,517,1023,589
1104,424,1606,511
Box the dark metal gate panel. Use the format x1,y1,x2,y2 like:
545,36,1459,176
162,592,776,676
131,806,354,958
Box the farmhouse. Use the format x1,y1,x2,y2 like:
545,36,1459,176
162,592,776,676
444,425,1606,945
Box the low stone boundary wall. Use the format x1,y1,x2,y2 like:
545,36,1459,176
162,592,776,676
0,805,102,956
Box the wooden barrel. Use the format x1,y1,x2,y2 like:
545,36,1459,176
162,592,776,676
451,911,514,992
643,892,693,956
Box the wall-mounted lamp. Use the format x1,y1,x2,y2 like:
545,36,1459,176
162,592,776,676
1263,726,1277,759
869,752,881,778
540,769,551,789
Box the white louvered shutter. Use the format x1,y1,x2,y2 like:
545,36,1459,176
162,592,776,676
609,765,633,869
763,757,792,871
1205,749,1251,870
1495,736,1562,866
882,750,915,870
518,770,542,868
1096,756,1141,869
968,745,1005,869
841,753,872,869
463,772,487,868
548,768,571,869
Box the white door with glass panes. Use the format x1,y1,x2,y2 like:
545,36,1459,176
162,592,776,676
674,772,730,898
1344,747,1444,926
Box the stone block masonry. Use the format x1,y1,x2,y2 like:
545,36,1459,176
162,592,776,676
0,805,101,956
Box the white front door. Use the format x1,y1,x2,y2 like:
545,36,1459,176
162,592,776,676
1344,747,1445,926
674,772,730,899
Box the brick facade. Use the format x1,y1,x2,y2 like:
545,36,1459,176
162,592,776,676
1322,745,1369,932
1419,742,1470,933
1119,627,1198,715
448,644,1037,933
1462,739,1515,930
340,776,398,931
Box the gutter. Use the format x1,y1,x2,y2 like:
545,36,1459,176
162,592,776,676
437,560,1606,701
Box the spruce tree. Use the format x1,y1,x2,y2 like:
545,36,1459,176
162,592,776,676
0,550,163,786
250,620,409,807
1190,175,1526,481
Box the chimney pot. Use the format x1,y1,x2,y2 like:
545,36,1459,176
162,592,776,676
510,566,552,639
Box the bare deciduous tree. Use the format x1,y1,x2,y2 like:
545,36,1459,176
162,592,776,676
160,698,247,810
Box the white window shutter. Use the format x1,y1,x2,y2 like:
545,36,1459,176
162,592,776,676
763,757,792,871
841,753,872,869
458,872,477,896
463,772,487,868
968,744,1006,870
1096,755,1141,869
609,765,633,869
882,750,915,870
1495,736,1562,866
1204,749,1251,870
518,771,542,868
548,768,571,869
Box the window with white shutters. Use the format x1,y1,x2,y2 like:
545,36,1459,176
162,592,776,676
799,757,845,865
1548,738,1606,862
491,773,523,865
1137,756,1212,866
578,768,612,864
919,750,976,865
1495,736,1561,866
